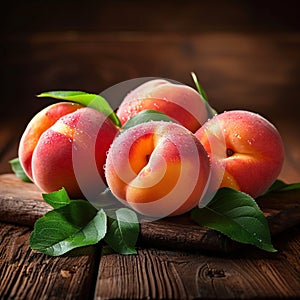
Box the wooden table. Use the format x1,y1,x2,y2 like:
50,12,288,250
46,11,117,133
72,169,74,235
1,2,300,299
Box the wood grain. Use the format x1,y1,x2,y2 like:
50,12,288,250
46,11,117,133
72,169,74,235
0,173,50,227
96,240,300,299
0,222,99,300
139,189,300,253
0,173,299,255
0,220,299,300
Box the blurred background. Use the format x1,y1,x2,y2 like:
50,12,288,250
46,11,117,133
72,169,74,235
1,0,300,179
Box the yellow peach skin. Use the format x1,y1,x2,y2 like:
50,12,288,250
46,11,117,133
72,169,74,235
105,121,211,218
18,102,119,198
195,110,285,198
116,79,214,133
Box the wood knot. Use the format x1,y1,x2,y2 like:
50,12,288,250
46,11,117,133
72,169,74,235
206,268,226,278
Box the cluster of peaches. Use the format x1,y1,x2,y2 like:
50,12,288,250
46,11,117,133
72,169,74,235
18,78,285,218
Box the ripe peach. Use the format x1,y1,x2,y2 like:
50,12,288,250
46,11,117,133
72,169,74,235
116,79,215,133
19,102,83,180
18,102,119,198
195,110,285,199
105,121,211,218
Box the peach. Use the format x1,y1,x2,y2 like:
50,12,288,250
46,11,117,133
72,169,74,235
195,110,285,199
116,79,216,133
105,121,211,218
18,102,119,198
18,102,83,180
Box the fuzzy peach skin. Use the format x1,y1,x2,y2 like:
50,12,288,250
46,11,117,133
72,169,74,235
19,102,83,179
105,121,211,218
19,103,119,198
116,79,215,133
195,110,285,199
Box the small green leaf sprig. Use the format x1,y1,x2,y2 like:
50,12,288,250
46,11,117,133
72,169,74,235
29,188,139,256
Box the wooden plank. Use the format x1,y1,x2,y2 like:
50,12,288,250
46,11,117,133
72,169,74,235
273,225,300,273
0,195,298,299
96,236,300,299
140,188,300,253
0,173,50,227
0,173,299,254
0,222,99,300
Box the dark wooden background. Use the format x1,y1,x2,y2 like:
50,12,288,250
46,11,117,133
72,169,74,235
1,0,300,180
1,0,300,116
1,1,300,299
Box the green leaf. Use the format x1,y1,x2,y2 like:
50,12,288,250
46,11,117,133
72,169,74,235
267,179,300,193
191,72,208,102
9,157,32,182
122,109,175,131
280,182,300,191
191,188,276,252
38,90,121,127
266,179,287,193
30,201,107,256
191,72,217,118
42,188,71,209
104,208,139,254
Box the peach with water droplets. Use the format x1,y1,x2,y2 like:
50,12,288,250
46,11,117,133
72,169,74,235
105,121,211,217
116,79,215,133
18,102,119,197
195,110,284,198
